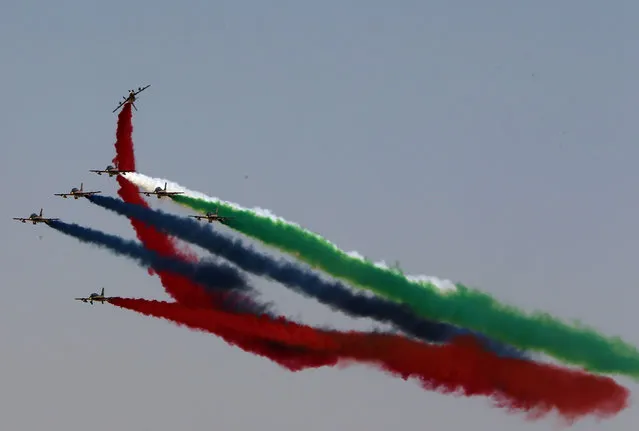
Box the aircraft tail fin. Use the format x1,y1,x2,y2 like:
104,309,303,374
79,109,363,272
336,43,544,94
39,208,43,217
164,182,167,191
80,182,83,191
100,287,105,296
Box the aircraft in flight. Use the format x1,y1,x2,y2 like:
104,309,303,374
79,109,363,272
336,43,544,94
112,85,151,113
13,208,60,225
189,208,233,224
141,182,184,199
75,287,111,305
89,165,134,177
54,183,102,199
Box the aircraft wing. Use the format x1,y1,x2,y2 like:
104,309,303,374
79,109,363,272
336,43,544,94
43,218,60,222
82,191,102,196
112,100,127,113
143,191,183,196
134,85,150,95
13,217,27,222
54,193,69,197
188,215,204,219
90,169,131,175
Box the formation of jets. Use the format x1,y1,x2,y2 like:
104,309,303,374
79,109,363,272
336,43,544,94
54,183,101,199
12,85,156,306
112,85,150,113
141,182,184,199
15,85,242,313
11,86,226,306
75,288,112,305
13,208,59,225
189,208,233,224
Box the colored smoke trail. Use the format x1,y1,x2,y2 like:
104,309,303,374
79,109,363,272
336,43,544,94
87,194,527,359
111,103,213,307
108,99,344,369
122,173,639,378
47,220,266,315
109,296,630,423
111,103,134,170
123,172,456,291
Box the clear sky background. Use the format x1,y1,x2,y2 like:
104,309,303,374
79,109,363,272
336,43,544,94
1,1,637,430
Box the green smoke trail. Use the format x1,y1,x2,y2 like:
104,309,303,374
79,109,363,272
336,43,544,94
168,194,639,378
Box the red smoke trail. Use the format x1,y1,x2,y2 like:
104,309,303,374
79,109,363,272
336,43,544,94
111,103,216,307
111,103,135,170
108,102,627,420
110,297,629,422
109,103,334,369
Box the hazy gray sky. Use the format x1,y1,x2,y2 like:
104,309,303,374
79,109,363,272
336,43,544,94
2,1,637,430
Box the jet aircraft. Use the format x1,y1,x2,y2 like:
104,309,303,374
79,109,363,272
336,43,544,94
13,208,59,225
189,208,233,224
112,85,150,113
75,287,111,305
141,182,184,199
89,165,134,177
54,183,101,199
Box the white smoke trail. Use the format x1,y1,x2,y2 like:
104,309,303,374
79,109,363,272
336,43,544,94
123,172,457,291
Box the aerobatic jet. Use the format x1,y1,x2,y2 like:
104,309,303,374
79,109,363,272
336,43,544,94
112,85,150,113
140,182,184,199
13,208,59,225
75,287,111,305
89,165,134,177
189,208,233,224
54,183,101,199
